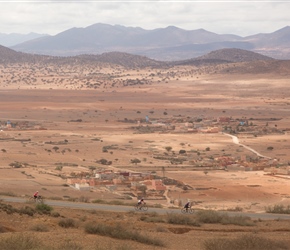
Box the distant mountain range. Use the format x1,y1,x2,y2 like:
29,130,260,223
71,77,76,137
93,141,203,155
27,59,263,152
0,23,289,61
0,32,48,47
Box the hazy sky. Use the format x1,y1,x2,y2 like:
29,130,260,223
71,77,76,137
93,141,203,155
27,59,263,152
0,1,289,37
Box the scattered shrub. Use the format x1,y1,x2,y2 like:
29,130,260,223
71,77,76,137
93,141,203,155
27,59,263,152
131,158,141,164
19,206,35,216
55,165,63,171
30,223,49,232
84,222,164,247
0,202,17,214
58,240,82,250
266,204,290,214
58,218,77,228
227,206,243,212
108,200,125,205
203,234,288,250
50,211,61,217
0,234,42,250
92,199,105,204
78,196,90,203
67,197,78,202
166,213,200,226
0,224,8,233
35,203,53,214
49,196,63,200
0,192,16,197
156,226,168,232
179,149,186,154
140,215,165,223
195,210,253,226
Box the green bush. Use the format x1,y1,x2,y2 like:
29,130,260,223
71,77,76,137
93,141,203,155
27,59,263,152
35,203,53,214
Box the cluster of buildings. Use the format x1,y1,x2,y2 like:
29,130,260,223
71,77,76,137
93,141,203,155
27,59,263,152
0,120,44,130
139,116,237,134
139,115,285,136
66,169,166,193
0,120,13,129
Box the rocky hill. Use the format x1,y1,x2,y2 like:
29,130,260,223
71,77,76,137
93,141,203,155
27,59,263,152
195,48,273,62
216,60,290,75
0,45,53,64
2,44,290,75
75,52,167,68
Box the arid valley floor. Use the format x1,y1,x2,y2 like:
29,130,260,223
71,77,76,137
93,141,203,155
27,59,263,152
1,61,290,249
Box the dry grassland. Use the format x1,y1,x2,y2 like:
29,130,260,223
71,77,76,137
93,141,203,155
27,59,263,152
1,63,290,249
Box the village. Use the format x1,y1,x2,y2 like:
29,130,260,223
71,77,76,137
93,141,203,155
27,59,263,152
62,115,289,204
1,113,289,205
66,168,170,204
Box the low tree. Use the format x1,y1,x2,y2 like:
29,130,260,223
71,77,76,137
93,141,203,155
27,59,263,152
165,146,172,152
131,158,141,165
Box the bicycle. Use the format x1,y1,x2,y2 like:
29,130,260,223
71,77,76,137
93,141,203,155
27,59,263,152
181,207,194,214
29,195,44,204
134,204,148,211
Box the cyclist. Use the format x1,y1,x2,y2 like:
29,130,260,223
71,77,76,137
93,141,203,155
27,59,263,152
33,191,39,200
137,198,145,210
184,201,191,212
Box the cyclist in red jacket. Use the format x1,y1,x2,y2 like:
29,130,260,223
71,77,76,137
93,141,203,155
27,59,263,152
33,191,39,200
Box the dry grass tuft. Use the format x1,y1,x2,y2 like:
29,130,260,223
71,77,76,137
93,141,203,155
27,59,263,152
58,218,77,228
30,223,49,232
84,222,165,247
203,234,289,250
196,210,254,226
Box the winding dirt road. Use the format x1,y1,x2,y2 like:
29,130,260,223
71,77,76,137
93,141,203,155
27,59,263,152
223,133,271,159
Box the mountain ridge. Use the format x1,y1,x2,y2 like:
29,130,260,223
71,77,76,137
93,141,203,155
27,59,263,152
8,23,290,60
